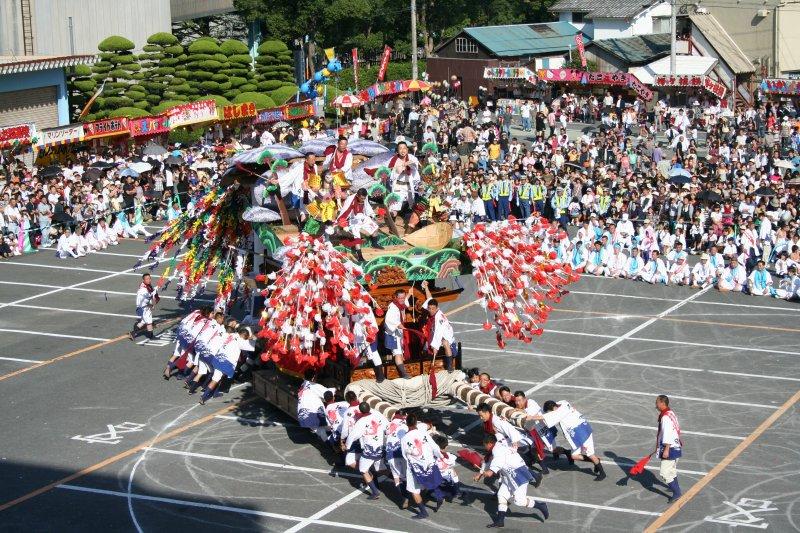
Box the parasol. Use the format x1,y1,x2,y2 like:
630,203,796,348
271,121,290,129
242,206,282,223
786,177,800,185
229,144,304,164
89,161,114,169
120,168,140,178
405,79,432,92
332,93,363,108
350,152,396,190
129,161,153,174
348,139,390,157
669,174,692,185
38,165,62,178
668,167,691,178
754,186,777,197
83,167,103,180
698,190,723,203
142,143,168,156
164,155,184,166
298,139,336,156
773,159,795,169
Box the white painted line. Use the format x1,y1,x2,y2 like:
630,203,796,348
0,280,214,302
146,448,663,519
56,485,404,533
452,321,800,358
6,303,138,319
283,488,367,533
0,257,170,314
0,328,109,342
568,289,800,313
38,246,156,259
462,345,800,383
0,259,217,283
0,355,42,364
457,486,661,517
504,379,778,409
215,414,296,428
588,419,745,441
523,286,714,397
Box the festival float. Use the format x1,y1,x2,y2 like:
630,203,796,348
138,135,580,422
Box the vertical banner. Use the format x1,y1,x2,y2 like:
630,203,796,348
352,48,359,89
377,45,392,82
575,34,587,68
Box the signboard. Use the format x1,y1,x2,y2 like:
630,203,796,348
575,34,587,68
0,123,34,148
377,45,392,82
760,78,800,96
220,102,257,121
537,68,653,101
483,67,538,85
255,100,316,124
83,118,129,140
128,115,170,137
167,100,217,128
39,123,84,147
654,74,726,99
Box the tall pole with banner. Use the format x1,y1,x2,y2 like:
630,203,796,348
575,33,587,69
352,48,359,89
378,45,392,82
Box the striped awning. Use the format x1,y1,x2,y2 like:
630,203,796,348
0,55,96,75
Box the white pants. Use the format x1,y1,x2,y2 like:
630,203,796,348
659,459,678,484
497,483,535,512
136,306,153,325
570,435,595,456
345,451,360,466
749,285,770,296
642,271,667,284
387,456,407,484
349,214,379,239
718,279,743,291
585,264,606,276
358,456,384,474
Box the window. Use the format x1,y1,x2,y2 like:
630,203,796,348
572,12,586,24
653,16,671,34
455,37,478,54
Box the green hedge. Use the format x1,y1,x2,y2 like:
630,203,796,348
268,85,298,104
148,32,179,46
151,99,188,114
258,40,289,55
98,35,135,52
188,40,220,54
233,91,274,109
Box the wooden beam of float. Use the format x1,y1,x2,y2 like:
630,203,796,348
346,372,528,429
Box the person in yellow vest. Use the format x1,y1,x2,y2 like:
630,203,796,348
480,175,498,221
550,185,571,229
531,178,546,214
594,190,611,216
517,177,533,219
496,172,512,220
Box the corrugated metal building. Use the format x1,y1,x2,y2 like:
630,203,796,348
0,0,171,55
428,22,587,98
0,55,95,128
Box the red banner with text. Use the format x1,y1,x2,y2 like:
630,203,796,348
377,45,392,82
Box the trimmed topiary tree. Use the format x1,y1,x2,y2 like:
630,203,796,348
268,84,299,105
233,91,275,110
66,63,96,120
89,36,138,116
255,40,295,95
139,32,186,108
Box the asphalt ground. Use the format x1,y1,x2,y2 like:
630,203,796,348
0,227,798,532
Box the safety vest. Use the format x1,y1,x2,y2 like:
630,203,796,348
531,185,544,201
481,184,493,201
598,195,610,212
498,180,511,197
519,183,532,200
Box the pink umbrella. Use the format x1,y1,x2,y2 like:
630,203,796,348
332,93,363,108
420,95,432,107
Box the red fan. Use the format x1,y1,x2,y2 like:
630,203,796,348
457,449,485,470
629,453,653,475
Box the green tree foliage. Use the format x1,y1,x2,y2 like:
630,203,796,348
83,36,138,118
66,64,96,120
140,32,186,107
234,0,552,57
255,40,294,92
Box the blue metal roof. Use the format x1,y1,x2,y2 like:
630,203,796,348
463,22,587,57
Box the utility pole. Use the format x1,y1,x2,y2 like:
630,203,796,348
670,0,677,76
411,0,418,80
